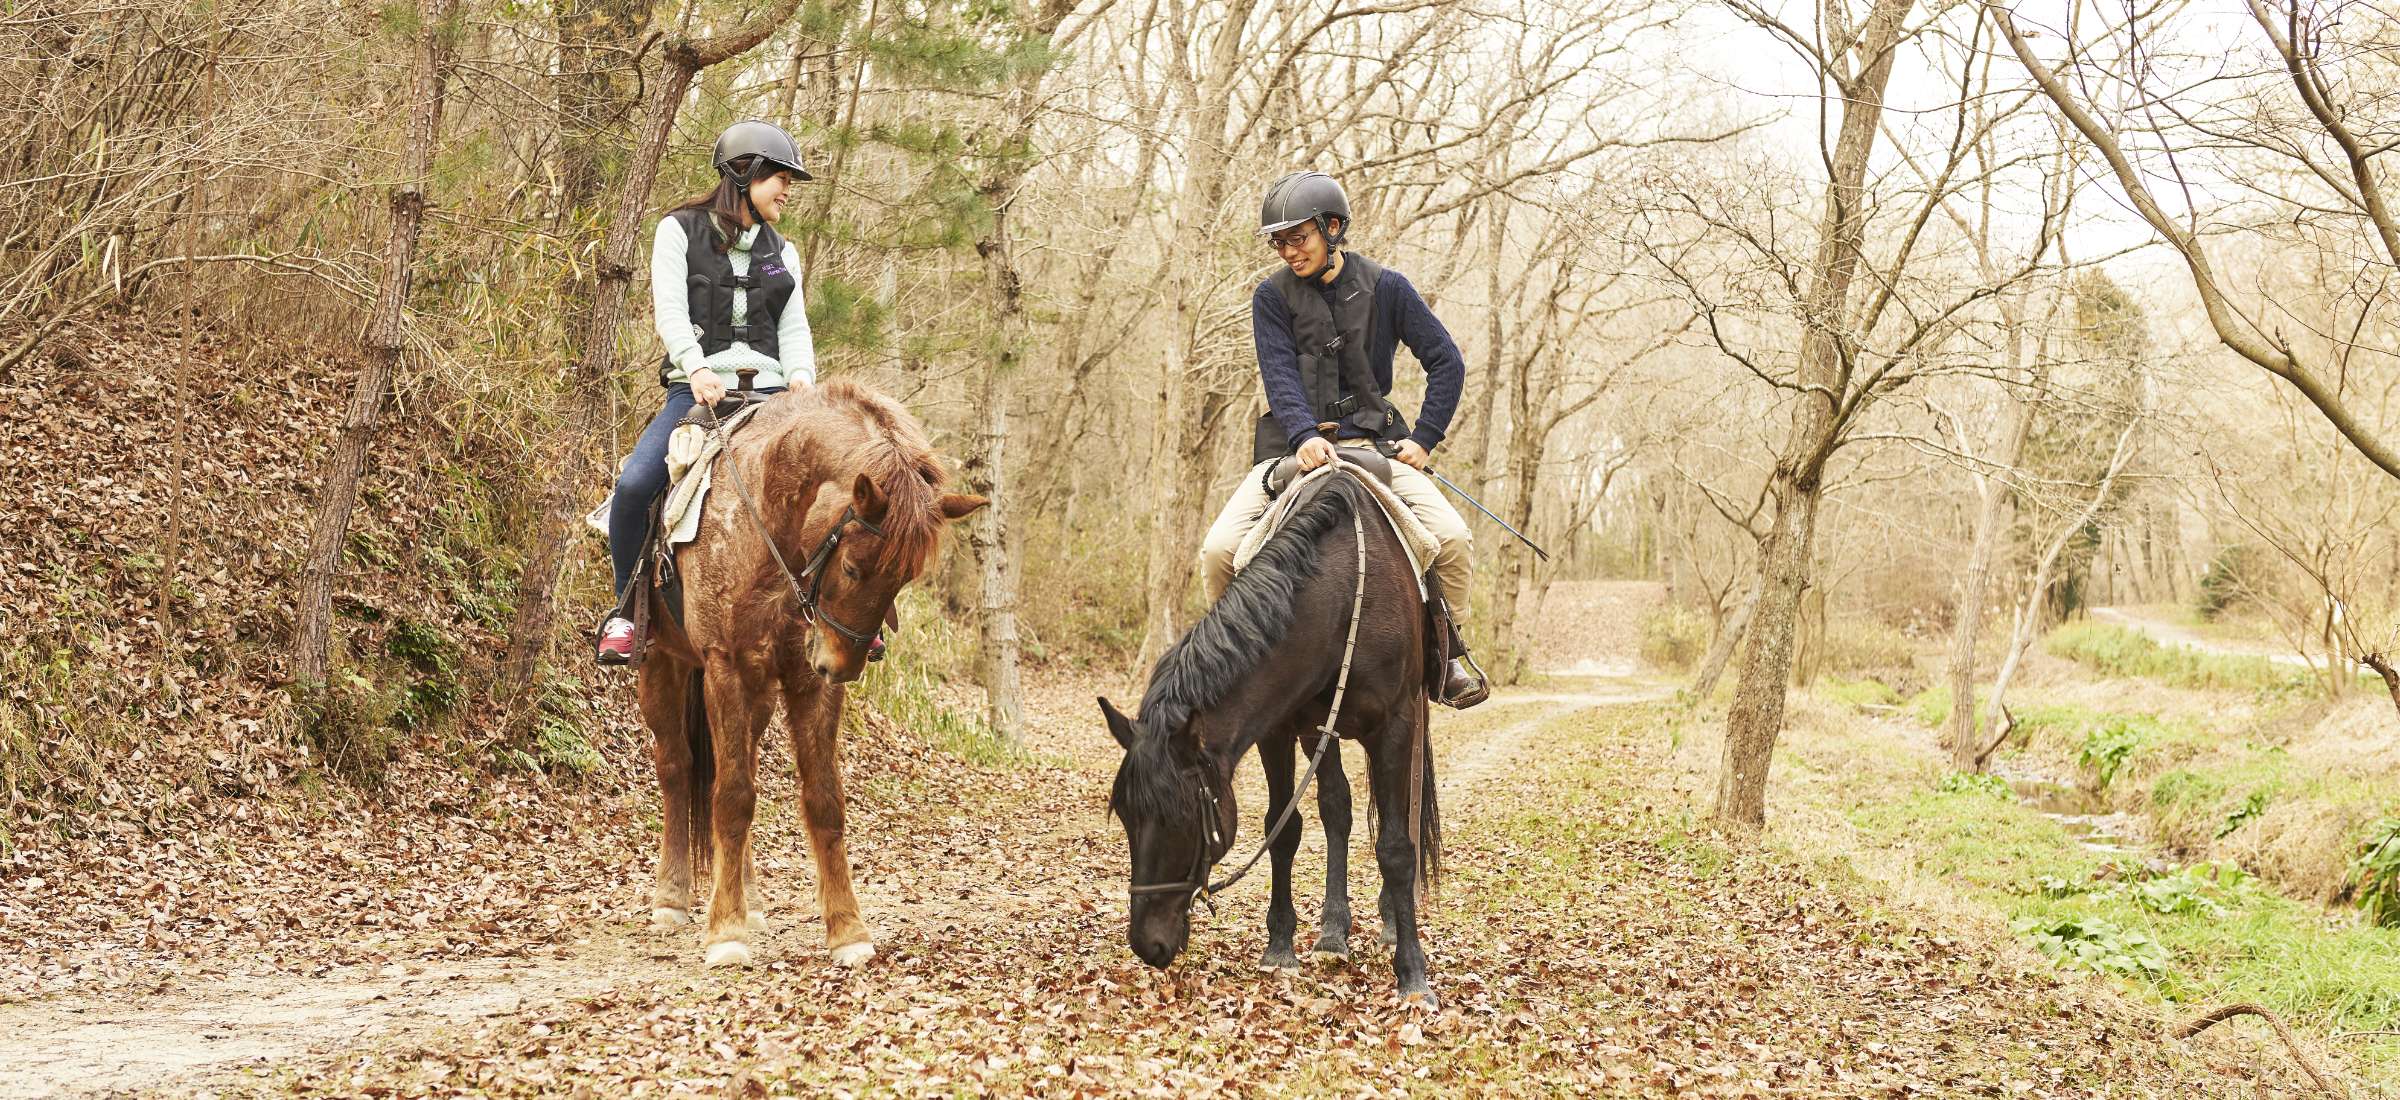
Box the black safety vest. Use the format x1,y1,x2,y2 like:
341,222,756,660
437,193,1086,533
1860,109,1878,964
1252,252,1410,463
657,207,795,385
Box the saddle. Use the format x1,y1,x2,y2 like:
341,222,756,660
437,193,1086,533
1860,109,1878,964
1239,457,1456,699
611,391,780,668
1262,448,1395,498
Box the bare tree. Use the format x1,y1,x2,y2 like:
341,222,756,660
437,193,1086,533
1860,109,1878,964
290,0,460,694
1988,1,2400,481
494,0,807,720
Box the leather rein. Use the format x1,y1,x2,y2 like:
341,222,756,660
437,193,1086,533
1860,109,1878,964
1128,495,1371,910
707,416,888,651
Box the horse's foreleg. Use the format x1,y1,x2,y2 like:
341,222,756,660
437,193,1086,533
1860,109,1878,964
1260,729,1301,970
699,652,767,968
639,666,695,928
1367,715,1434,1007
787,678,874,968
1313,739,1355,961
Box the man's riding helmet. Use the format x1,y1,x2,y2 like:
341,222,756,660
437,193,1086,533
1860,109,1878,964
1258,171,1349,246
712,119,812,184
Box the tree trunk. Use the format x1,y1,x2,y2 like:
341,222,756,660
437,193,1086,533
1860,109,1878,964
1945,391,2031,770
1716,468,1824,827
492,5,804,723
291,0,456,691
1976,419,2141,768
1136,0,1261,671
964,0,1074,744
1713,0,1913,829
1689,572,1760,698
553,0,653,229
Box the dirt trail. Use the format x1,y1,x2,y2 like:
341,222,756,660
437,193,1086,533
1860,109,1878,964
2090,605,2314,667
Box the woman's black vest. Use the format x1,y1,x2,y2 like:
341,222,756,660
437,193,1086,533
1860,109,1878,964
657,207,795,385
1251,252,1410,463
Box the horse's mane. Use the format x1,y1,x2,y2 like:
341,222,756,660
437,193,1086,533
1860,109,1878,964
808,379,948,576
1111,477,1361,822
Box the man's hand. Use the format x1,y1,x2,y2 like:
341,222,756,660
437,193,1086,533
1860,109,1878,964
1393,439,1429,469
690,371,727,406
1296,436,1336,471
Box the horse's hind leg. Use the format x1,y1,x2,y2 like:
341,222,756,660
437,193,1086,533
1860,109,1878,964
1260,729,1303,970
1366,712,1434,1006
1312,738,1354,961
639,665,696,928
785,676,874,968
699,652,770,968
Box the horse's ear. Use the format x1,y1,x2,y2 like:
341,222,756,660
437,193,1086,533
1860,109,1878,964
851,473,887,523
938,493,989,522
1097,696,1135,751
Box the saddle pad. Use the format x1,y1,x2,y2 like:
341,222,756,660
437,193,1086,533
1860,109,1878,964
1231,458,1439,599
578,403,768,546
662,402,767,549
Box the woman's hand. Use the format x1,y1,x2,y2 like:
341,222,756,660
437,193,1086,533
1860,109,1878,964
690,371,727,406
1393,439,1429,469
1295,436,1336,471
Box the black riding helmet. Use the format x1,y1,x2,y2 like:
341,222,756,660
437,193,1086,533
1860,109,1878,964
712,119,812,184
1258,171,1349,245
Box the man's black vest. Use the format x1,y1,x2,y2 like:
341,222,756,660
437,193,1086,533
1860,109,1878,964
657,207,796,385
1252,252,1410,463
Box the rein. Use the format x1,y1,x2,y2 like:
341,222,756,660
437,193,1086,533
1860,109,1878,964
708,417,888,650
1129,491,1371,909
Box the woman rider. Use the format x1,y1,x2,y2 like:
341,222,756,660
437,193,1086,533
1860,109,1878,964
597,119,816,664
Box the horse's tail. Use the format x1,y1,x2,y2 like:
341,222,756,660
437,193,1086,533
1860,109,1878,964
684,668,714,868
1415,690,1441,895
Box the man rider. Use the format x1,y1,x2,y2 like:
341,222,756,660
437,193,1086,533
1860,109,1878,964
1196,171,1490,708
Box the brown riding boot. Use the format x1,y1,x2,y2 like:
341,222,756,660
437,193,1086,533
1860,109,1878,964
1440,654,1489,709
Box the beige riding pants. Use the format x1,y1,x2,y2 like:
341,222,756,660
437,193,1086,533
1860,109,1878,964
1198,439,1473,606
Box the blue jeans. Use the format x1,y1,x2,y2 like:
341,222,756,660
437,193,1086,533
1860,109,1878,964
607,384,782,603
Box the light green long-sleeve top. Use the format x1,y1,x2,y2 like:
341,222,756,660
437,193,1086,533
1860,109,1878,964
649,214,816,390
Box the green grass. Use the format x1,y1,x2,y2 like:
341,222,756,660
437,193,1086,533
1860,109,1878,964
1843,756,2400,1068
2044,622,2309,695
1819,676,1901,709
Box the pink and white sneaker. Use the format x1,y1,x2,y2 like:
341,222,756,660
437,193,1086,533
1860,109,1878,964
596,616,638,665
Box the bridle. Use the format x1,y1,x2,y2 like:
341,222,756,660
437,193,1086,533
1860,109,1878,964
1126,765,1234,910
712,431,890,652
1125,492,1370,910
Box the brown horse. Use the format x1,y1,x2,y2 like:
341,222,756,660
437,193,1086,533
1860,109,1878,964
635,380,984,969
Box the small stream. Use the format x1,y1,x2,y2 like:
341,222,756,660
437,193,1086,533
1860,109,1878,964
1986,754,2154,862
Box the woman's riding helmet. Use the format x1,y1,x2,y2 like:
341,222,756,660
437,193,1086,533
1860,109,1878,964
1258,171,1349,246
712,119,812,183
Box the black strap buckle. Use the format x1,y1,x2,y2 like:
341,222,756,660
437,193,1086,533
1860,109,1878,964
727,273,758,290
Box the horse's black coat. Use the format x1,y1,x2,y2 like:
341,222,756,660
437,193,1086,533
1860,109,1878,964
1109,479,1356,826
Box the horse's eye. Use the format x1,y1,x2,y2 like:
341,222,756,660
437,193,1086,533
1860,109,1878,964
842,563,860,580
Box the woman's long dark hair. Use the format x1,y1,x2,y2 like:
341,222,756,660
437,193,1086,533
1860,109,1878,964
664,155,761,253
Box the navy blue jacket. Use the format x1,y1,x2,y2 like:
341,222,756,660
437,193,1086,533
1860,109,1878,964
1252,256,1465,454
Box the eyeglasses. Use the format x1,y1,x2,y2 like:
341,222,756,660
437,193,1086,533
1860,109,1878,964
1266,226,1318,253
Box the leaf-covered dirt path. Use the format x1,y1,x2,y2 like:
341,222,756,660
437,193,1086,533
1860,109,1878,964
0,582,2327,1096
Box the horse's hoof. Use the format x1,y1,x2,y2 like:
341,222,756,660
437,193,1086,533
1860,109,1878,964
1378,928,1400,948
1400,989,1438,1011
1260,948,1299,971
703,940,753,969
829,941,876,968
747,911,770,932
650,907,690,930
1311,948,1351,965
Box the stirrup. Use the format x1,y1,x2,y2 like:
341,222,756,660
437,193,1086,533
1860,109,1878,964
1439,652,1489,709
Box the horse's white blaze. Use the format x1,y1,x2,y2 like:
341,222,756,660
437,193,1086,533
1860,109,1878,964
703,940,754,968
650,907,690,929
830,941,875,968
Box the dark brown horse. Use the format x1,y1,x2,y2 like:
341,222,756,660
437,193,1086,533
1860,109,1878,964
638,380,984,969
1100,472,1442,1004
